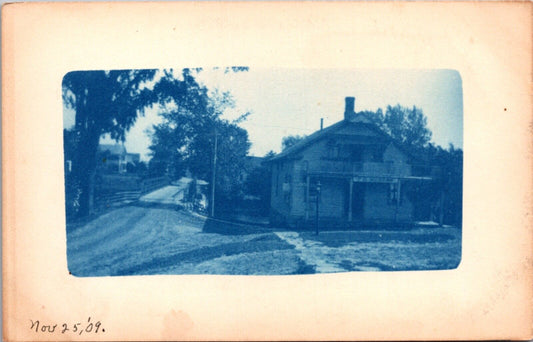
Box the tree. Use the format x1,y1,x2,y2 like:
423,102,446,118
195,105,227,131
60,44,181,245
62,70,158,217
63,129,82,218
211,121,251,213
127,160,148,176
146,72,251,215
383,104,432,150
244,151,276,214
424,143,463,226
281,134,306,151
367,105,432,152
363,105,461,226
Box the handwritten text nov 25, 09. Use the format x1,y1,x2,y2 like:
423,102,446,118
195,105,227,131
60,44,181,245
30,317,105,335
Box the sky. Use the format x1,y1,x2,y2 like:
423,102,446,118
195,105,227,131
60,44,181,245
63,68,463,160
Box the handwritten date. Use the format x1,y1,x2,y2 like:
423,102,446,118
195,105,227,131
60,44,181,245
30,317,105,335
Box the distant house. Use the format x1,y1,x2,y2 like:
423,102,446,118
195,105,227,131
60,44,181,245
268,97,432,228
98,144,140,174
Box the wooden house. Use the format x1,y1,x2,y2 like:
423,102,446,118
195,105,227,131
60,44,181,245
98,144,140,174
268,97,432,228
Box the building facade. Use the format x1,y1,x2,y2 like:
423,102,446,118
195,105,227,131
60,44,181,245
269,97,432,228
98,144,140,174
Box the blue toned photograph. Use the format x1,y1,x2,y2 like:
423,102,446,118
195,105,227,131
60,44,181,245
63,68,463,276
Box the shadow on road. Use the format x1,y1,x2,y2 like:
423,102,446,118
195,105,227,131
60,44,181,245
202,217,272,235
113,234,295,276
131,200,184,211
302,231,457,248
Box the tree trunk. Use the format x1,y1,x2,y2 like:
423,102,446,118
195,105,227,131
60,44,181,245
73,126,100,217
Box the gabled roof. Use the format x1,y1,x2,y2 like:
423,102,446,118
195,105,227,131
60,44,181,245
269,121,344,162
269,112,398,162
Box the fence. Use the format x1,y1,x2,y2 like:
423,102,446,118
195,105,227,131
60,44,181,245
95,175,171,209
141,176,170,194
95,190,142,209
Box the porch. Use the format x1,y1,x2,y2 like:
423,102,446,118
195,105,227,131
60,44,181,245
302,162,433,225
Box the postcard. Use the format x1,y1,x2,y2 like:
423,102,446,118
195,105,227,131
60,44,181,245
2,2,532,340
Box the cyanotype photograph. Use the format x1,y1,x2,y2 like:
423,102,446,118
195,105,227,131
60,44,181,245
63,68,463,276
5,2,532,340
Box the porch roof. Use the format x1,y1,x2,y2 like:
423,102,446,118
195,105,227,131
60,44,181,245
306,172,432,182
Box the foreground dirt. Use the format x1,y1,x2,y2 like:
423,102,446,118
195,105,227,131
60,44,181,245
67,187,461,276
67,204,309,276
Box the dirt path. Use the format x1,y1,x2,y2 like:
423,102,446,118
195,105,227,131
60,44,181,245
139,185,183,204
67,203,306,276
67,186,461,276
278,228,461,271
275,232,347,273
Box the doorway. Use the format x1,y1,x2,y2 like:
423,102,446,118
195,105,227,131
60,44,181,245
345,181,366,220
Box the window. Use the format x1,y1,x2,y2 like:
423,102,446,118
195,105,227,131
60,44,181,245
388,182,402,205
283,174,292,205
326,140,339,159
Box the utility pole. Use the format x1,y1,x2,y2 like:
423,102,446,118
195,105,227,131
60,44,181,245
210,128,217,217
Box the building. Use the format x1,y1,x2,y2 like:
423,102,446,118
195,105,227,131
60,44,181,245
98,144,140,173
268,97,432,228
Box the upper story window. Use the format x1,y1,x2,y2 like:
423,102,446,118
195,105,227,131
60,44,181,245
325,140,340,159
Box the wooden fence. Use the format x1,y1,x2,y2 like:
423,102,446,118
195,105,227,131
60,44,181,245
141,176,170,194
95,176,170,209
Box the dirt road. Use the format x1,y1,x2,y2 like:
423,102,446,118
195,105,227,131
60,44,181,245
67,186,461,276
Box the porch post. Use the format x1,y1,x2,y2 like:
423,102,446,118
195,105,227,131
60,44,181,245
397,180,402,206
348,178,353,221
305,175,310,220
394,179,401,223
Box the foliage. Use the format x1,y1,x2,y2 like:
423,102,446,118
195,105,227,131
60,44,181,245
127,160,148,177
402,143,462,226
63,70,158,141
146,70,252,215
366,105,432,151
62,69,158,217
244,151,276,214
281,134,306,151
362,105,461,226
63,68,249,219
212,121,252,213
424,143,463,226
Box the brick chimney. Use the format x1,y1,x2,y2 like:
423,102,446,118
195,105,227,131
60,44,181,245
344,96,356,121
